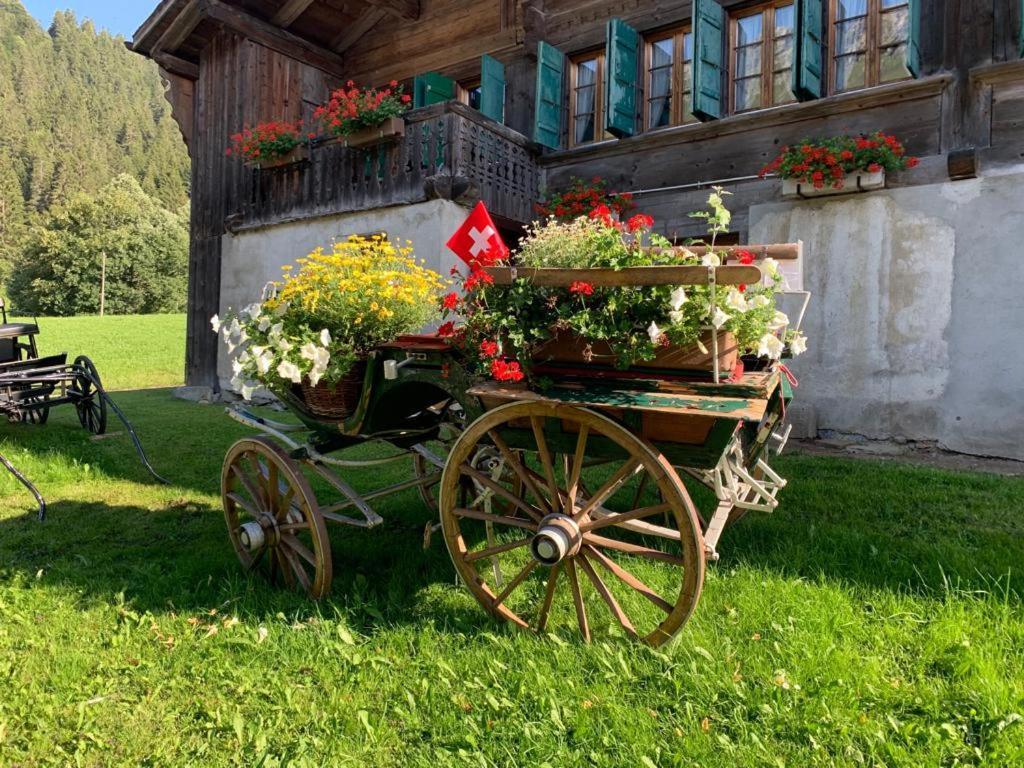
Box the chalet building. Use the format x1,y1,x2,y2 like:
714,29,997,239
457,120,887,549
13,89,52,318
130,0,1024,461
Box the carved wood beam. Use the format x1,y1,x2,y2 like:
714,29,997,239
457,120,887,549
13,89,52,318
368,0,420,21
331,8,387,54
153,51,200,80
153,0,204,55
271,0,317,28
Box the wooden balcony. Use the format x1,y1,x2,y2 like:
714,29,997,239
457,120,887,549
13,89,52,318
230,102,541,231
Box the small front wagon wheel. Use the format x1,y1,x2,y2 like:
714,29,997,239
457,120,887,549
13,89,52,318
71,356,107,435
439,401,706,647
222,437,332,599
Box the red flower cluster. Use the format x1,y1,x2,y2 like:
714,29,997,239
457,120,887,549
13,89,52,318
463,268,495,292
759,132,919,190
569,281,594,296
437,320,456,338
736,249,756,265
442,292,459,310
627,213,654,233
479,339,499,358
490,358,524,382
314,80,410,137
535,177,634,222
225,121,304,162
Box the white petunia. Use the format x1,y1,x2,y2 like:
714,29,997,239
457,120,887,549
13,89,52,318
230,375,244,391
276,337,293,353
227,318,243,338
710,306,731,329
269,322,284,337
257,316,271,332
277,359,302,384
320,329,332,347
255,351,274,375
243,302,262,320
210,314,222,334
762,257,779,277
647,321,663,343
231,358,245,376
757,333,784,359
312,347,330,371
273,301,290,317
668,310,685,325
299,342,319,362
768,310,790,331
789,333,808,355
701,253,721,267
725,287,748,313
240,382,258,402
307,366,323,387
750,294,771,309
669,286,688,311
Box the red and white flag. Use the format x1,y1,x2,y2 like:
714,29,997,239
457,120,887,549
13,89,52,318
446,202,509,270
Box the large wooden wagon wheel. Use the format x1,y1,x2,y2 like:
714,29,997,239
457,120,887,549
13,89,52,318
439,401,706,647
221,437,332,599
71,355,107,435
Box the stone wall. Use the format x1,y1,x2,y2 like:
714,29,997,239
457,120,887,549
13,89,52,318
749,170,1024,461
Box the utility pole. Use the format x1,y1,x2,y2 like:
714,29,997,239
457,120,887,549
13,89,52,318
99,251,107,317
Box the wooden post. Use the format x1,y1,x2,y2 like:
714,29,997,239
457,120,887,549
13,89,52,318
99,251,107,317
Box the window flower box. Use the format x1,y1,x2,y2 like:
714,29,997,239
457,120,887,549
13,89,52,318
337,117,406,149
246,144,309,170
782,169,885,199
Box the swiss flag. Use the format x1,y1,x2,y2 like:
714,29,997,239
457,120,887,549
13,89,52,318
446,202,509,270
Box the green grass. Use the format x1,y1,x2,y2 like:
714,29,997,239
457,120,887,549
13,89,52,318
14,314,186,390
1,318,1022,766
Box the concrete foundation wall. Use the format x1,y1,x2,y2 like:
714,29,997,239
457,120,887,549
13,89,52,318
749,170,1024,460
217,199,468,386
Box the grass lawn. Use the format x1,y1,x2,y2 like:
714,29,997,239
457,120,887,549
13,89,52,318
1,317,1022,766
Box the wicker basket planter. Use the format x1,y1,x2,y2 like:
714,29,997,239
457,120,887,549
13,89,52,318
298,361,366,419
532,330,738,374
782,169,885,199
246,145,309,170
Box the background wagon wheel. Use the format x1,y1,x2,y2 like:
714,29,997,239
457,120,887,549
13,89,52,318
71,355,107,435
413,401,467,512
439,401,706,647
221,437,332,599
21,395,50,425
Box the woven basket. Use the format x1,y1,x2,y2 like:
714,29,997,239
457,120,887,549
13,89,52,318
299,361,366,419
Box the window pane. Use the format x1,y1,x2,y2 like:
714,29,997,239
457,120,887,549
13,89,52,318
775,4,795,34
834,53,866,90
577,59,598,88
734,76,762,110
651,38,673,67
683,59,693,92
683,32,693,62
881,0,907,8
836,0,868,20
774,35,793,69
575,112,595,144
467,86,482,111
835,18,867,54
880,6,909,46
737,13,764,46
880,43,909,81
648,97,671,128
736,43,763,78
773,71,795,103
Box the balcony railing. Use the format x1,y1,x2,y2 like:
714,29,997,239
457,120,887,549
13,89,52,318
231,102,541,231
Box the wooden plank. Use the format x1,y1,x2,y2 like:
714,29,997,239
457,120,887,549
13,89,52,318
153,0,203,55
332,8,387,54
484,264,763,287
271,0,316,28
153,51,199,79
369,0,421,21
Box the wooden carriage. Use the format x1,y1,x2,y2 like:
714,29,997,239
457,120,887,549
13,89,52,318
221,244,805,646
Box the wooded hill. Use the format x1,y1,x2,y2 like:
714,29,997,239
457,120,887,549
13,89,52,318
0,0,190,307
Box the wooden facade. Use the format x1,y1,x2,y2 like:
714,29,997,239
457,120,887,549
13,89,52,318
131,0,1024,387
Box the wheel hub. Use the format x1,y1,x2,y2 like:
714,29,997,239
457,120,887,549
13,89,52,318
238,521,266,552
530,514,582,565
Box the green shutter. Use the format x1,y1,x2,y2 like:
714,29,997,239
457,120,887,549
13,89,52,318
479,54,506,123
534,41,565,149
906,0,921,77
413,72,456,108
793,0,824,100
692,0,725,121
605,18,640,138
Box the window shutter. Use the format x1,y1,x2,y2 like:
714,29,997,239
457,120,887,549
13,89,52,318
605,18,640,138
413,72,456,108
793,0,824,100
692,0,726,121
906,0,921,77
479,54,507,123
534,41,565,149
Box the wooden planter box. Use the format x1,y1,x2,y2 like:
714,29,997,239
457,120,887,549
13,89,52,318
246,144,308,170
325,117,406,150
533,330,739,375
782,169,885,199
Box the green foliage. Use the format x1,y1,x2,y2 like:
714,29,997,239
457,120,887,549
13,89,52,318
8,175,188,315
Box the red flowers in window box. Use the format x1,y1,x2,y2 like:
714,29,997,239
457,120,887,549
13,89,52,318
314,80,410,138
226,121,307,165
535,177,634,223
759,132,918,191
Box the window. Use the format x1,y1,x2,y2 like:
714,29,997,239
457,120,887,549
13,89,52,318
569,52,605,146
459,81,483,111
729,2,796,113
830,0,911,92
644,27,695,130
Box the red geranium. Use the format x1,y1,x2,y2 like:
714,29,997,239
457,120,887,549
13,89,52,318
442,292,459,310
627,213,654,233
315,80,410,137
226,120,305,163
463,268,495,292
759,131,919,188
437,321,456,338
569,281,594,296
536,177,634,223
479,339,499,358
736,249,755,265
490,359,524,382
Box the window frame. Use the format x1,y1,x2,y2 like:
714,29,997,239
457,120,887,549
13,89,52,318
642,25,696,132
728,0,798,114
568,49,606,148
827,0,913,94
458,80,483,111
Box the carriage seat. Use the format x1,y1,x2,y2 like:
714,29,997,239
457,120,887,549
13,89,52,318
0,322,40,340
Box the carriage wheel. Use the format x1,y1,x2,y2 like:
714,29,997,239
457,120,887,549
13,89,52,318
439,401,706,647
412,402,466,512
221,437,332,599
22,396,50,425
71,356,107,435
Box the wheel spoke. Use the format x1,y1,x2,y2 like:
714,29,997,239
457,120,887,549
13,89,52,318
565,426,589,513
464,536,532,563
279,544,312,592
452,507,537,532
585,532,685,566
226,491,260,518
536,562,561,632
487,430,551,515
278,521,310,533
231,464,266,511
630,472,650,510
458,463,543,522
246,544,267,572
580,502,672,533
577,553,638,639
565,560,590,643
584,544,673,613
492,560,538,608
267,462,280,511
573,458,642,521
280,533,318,567
529,417,561,513
277,486,296,521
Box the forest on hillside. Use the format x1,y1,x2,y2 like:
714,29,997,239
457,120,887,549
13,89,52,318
0,0,190,314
